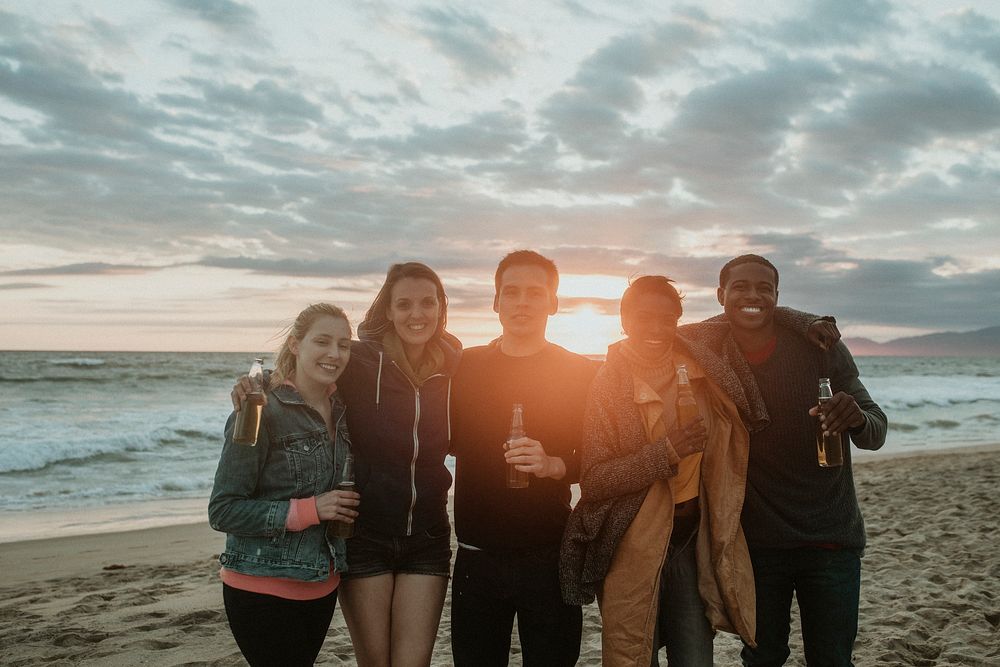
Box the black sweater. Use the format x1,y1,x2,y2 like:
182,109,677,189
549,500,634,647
450,340,598,551
741,327,887,550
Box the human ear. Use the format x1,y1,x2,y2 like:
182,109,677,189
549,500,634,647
716,287,725,307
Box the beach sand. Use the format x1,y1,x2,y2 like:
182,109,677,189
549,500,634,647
1,446,998,666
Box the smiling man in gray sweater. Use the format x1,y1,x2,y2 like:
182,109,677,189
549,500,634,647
716,254,887,667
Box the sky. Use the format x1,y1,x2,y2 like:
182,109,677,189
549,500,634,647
1,0,999,354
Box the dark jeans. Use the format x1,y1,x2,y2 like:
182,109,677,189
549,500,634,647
223,584,337,667
652,525,714,667
741,547,862,667
451,545,582,667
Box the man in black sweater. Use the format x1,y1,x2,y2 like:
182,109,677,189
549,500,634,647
449,250,598,667
717,254,887,667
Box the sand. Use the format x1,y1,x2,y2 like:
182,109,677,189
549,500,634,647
1,446,998,666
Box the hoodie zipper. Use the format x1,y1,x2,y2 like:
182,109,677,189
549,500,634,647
378,351,449,536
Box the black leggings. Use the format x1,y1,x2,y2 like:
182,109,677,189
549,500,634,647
223,584,338,667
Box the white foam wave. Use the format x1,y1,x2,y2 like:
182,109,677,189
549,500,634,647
864,375,1000,409
47,357,106,367
0,424,217,474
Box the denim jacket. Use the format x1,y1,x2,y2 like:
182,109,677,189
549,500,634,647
208,384,351,581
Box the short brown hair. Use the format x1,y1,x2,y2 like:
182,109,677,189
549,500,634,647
494,250,559,295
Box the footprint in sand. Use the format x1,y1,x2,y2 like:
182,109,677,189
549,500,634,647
53,630,111,646
125,638,182,650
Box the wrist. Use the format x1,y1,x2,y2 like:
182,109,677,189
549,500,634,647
544,456,567,480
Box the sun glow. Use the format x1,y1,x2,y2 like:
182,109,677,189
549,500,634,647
548,304,622,356
558,274,628,300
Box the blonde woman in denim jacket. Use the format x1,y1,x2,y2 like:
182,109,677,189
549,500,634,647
209,303,360,667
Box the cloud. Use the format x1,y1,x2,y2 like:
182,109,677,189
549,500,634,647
773,61,1000,206
940,10,1000,70
351,44,426,106
0,282,51,290
770,0,897,47
660,57,840,191
195,249,489,279
175,76,326,133
413,6,522,81
164,0,259,31
558,1,608,22
540,16,715,158
2,263,161,276
0,16,171,145
370,105,529,159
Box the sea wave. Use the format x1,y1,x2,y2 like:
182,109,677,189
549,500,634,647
925,419,961,429
0,426,216,474
13,476,213,504
889,422,920,432
0,376,113,384
47,358,106,367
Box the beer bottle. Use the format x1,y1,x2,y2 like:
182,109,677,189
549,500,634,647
233,358,265,446
327,452,356,539
506,403,530,489
816,378,844,467
676,364,699,426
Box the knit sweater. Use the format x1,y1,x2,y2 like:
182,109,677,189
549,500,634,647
741,327,887,550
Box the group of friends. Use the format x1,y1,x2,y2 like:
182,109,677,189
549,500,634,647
208,250,887,667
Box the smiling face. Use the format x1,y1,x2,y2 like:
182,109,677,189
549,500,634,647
386,277,441,357
493,264,558,344
717,261,779,336
289,314,352,393
622,291,681,360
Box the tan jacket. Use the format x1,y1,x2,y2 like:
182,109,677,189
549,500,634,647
561,344,755,666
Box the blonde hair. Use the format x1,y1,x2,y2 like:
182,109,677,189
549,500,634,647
269,303,351,390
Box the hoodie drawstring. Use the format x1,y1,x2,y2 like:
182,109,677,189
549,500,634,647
376,351,383,411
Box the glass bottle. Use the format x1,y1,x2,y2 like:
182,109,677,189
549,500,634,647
676,364,700,426
233,358,265,446
506,403,530,489
816,377,844,467
327,453,356,539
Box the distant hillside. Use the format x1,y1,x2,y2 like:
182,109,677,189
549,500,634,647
845,326,1000,357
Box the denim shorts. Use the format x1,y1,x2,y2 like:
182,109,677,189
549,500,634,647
343,520,452,579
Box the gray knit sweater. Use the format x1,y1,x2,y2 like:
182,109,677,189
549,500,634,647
740,327,887,550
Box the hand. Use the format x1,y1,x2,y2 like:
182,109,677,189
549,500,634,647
809,392,865,436
315,489,361,523
230,374,268,411
504,437,566,480
665,415,707,459
807,318,841,351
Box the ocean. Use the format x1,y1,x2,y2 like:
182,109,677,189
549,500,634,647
1,351,998,541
